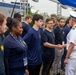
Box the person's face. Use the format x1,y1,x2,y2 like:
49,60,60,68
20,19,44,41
68,18,72,27
36,19,44,28
28,18,32,23
0,19,7,34
52,17,57,23
59,19,65,28
69,17,74,26
14,23,23,36
47,20,54,29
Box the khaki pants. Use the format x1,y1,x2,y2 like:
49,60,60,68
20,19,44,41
53,48,64,75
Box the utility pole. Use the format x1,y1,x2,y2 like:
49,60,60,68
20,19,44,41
57,3,62,17
49,0,62,17
20,0,29,15
26,0,28,15
20,0,28,22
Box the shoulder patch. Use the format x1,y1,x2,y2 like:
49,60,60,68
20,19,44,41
23,41,26,45
0,46,4,51
72,26,76,30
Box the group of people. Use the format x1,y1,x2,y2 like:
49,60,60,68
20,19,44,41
0,12,44,75
0,10,76,75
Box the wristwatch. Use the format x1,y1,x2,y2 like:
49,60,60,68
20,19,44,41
66,56,70,59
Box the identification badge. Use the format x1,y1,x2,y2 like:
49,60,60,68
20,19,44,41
23,57,27,66
62,41,64,45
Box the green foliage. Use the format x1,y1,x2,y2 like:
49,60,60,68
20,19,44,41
28,8,39,27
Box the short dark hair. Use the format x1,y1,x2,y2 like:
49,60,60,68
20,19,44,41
32,14,43,23
14,13,21,18
58,18,65,22
65,17,71,25
45,18,53,23
7,17,20,31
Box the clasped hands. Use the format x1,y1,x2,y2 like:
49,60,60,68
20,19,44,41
56,44,65,50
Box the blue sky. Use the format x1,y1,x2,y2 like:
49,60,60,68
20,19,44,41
0,0,72,17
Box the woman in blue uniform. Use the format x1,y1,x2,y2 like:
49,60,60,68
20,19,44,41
3,18,28,75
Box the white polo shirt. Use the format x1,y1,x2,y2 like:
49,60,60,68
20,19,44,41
66,24,76,58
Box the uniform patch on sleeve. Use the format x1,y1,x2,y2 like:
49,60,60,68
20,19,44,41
0,45,4,51
23,41,26,45
72,26,76,30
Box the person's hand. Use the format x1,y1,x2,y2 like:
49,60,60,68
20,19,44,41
64,58,68,64
25,69,29,75
56,44,63,50
62,44,66,48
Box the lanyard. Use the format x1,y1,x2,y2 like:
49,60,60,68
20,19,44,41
10,33,26,47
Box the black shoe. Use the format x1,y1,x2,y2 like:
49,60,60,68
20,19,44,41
56,73,61,75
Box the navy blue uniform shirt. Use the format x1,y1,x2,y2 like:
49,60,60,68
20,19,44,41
63,26,71,43
41,30,55,61
54,26,64,45
0,34,5,75
3,34,28,70
22,23,31,37
39,28,43,35
23,28,42,65
41,30,55,53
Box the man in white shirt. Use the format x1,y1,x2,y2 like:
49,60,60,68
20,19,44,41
64,11,76,75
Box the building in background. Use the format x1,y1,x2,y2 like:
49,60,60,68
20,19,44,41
0,2,20,17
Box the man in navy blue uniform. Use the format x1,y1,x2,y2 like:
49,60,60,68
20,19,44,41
53,18,65,75
22,15,32,37
41,18,62,75
23,14,44,75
